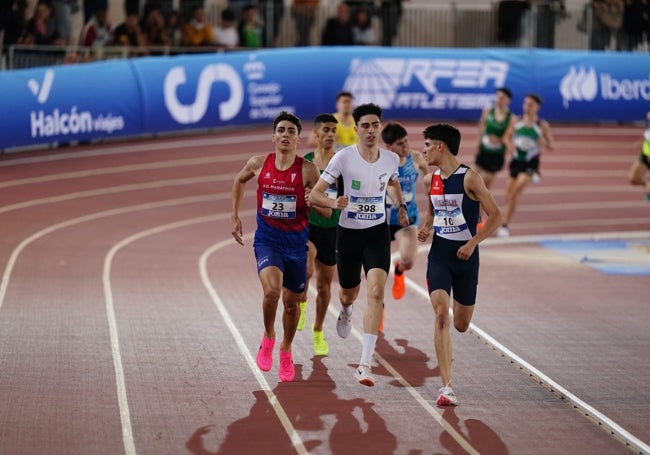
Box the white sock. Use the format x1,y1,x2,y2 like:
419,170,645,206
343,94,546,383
359,333,378,367
342,304,353,315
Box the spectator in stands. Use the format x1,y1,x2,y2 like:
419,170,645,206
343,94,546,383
497,0,530,46
112,10,146,48
1,0,31,46
228,0,249,21
259,0,284,45
165,10,183,47
321,2,354,45
20,0,65,45
182,4,216,46
352,7,376,45
213,8,239,48
620,0,648,50
589,0,624,49
83,0,107,24
78,6,111,47
291,0,319,47
141,1,171,48
52,0,79,44
238,4,265,47
379,0,405,46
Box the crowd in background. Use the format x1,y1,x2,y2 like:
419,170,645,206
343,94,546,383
0,0,404,55
1,0,649,62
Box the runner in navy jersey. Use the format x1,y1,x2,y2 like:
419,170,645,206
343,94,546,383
417,123,501,406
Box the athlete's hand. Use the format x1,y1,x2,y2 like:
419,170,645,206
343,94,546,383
232,217,244,245
304,187,312,207
418,226,431,242
456,241,476,260
398,207,409,227
334,195,349,210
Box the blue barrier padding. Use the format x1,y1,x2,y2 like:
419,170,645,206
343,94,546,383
1,47,649,151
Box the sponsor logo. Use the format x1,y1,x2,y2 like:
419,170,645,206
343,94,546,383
163,63,244,124
28,69,54,104
559,66,598,107
28,69,125,138
342,58,509,111
560,66,650,108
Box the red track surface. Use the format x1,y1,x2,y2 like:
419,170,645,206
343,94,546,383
0,123,648,455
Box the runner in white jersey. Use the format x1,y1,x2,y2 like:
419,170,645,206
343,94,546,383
309,103,409,387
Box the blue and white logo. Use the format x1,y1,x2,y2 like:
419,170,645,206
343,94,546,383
342,58,509,111
163,63,244,124
559,66,598,108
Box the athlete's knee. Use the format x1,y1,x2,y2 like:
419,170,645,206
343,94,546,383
366,281,385,304
435,311,449,331
263,288,282,305
454,318,470,333
316,285,331,303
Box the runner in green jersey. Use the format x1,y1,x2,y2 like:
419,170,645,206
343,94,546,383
297,113,341,356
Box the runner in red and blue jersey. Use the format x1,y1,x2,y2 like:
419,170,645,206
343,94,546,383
231,111,327,383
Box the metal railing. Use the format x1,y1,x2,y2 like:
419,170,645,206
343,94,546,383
2,2,647,70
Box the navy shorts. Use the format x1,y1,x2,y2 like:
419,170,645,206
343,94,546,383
309,224,337,267
336,223,391,289
254,244,307,294
426,235,479,306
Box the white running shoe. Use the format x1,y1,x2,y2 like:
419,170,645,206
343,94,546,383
436,385,458,406
496,225,510,238
336,310,352,338
531,172,541,184
355,365,375,387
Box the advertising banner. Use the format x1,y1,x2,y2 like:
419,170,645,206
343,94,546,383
0,60,142,150
1,47,649,151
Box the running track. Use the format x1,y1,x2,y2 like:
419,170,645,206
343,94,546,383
0,123,648,455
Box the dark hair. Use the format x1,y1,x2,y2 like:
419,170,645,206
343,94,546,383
422,124,461,156
273,111,302,133
352,103,383,124
496,87,512,99
381,122,407,145
336,91,354,101
221,8,235,22
314,113,338,126
526,93,542,105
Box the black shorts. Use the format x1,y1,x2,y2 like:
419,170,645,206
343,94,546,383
426,235,479,306
509,157,540,178
336,223,391,289
475,150,505,174
308,224,337,267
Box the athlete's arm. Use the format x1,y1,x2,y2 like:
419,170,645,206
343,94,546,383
309,177,348,210
457,169,502,259
231,155,264,246
411,150,429,180
387,176,409,226
303,160,332,218
502,115,517,155
418,172,434,242
540,120,555,151
476,106,489,149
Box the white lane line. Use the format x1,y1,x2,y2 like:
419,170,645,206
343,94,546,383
0,133,272,166
318,294,480,454
200,239,309,455
405,231,650,454
104,212,255,455
0,154,252,189
0,194,246,454
0,175,232,215
0,194,219,310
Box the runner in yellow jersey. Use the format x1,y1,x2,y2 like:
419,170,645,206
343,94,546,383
628,111,650,202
